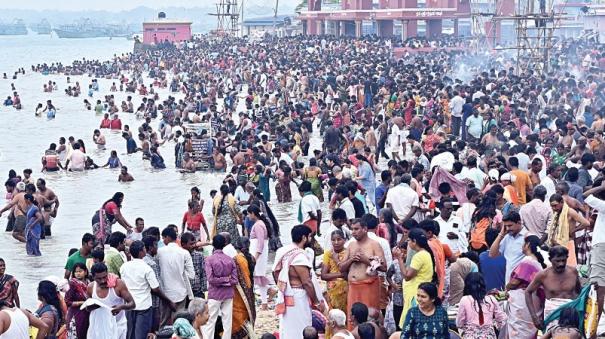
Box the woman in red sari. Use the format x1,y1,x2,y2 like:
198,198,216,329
65,263,90,339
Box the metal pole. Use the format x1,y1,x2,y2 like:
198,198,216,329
273,0,280,35
241,0,245,37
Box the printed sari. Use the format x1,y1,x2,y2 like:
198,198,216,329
65,278,90,339
232,253,256,339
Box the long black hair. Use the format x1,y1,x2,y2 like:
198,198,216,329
472,190,498,222
408,228,438,285
216,184,230,216
463,272,489,325
234,237,255,282
418,282,441,306
525,235,546,268
103,192,124,208
247,204,273,238
379,208,398,248
253,189,280,237
38,280,64,324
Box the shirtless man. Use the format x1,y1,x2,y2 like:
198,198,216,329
212,148,226,171
36,179,58,212
555,182,588,214
181,153,197,173
544,194,590,249
138,133,151,159
525,246,581,330
481,125,500,148
93,129,106,150
529,158,542,186
0,182,27,242
118,167,134,182
230,149,246,167
339,218,386,328
272,225,325,339
568,137,591,162
41,203,57,239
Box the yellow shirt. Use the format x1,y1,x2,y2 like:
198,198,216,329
400,250,434,326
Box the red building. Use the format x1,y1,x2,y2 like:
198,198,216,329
298,0,515,40
143,12,192,45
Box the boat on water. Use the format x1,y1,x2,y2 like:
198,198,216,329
31,19,52,34
104,23,133,38
0,19,28,36
54,19,133,39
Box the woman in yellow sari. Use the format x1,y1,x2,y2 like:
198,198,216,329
321,230,348,339
232,237,256,339
212,184,241,242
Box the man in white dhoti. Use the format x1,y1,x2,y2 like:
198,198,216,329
272,225,325,339
525,245,581,330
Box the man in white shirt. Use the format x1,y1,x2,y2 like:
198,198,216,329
298,181,322,235
272,147,293,169
434,199,466,253
460,156,487,189
430,147,455,171
385,174,419,224
515,146,531,172
334,186,356,221
541,163,561,202
157,227,195,327
472,89,485,102
456,188,480,237
449,91,465,136
121,240,175,339
465,110,484,141
65,142,86,171
321,208,352,252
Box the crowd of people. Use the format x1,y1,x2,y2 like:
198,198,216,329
1,30,605,339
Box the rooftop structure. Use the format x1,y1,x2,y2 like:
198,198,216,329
298,0,473,39
142,12,192,45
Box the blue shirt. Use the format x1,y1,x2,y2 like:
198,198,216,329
499,229,527,283
126,138,137,154
479,251,506,291
375,183,388,214
357,162,375,193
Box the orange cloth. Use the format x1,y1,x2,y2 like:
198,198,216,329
232,253,254,334
511,169,532,204
470,218,491,251
566,240,577,267
347,277,380,329
378,276,389,310
304,219,318,234
428,238,446,298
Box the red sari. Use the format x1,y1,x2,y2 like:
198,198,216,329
65,278,90,339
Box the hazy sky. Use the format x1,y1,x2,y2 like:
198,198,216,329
1,0,291,11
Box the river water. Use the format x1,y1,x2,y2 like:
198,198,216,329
0,34,320,308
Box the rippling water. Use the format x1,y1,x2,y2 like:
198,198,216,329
0,34,328,308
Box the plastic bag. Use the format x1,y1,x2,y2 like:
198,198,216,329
384,300,396,335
